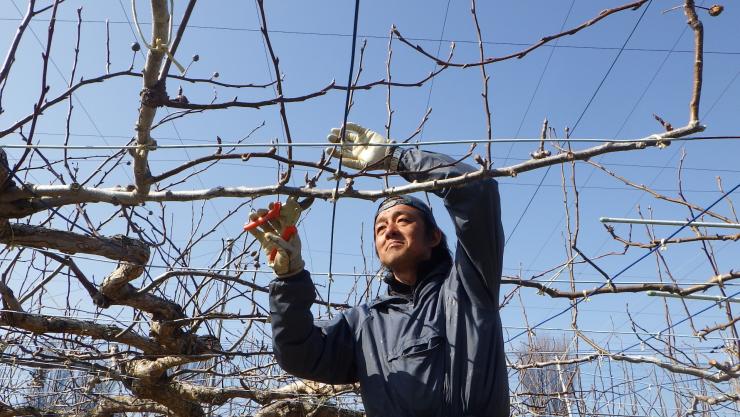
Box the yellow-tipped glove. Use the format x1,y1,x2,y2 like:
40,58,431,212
246,197,305,278
326,122,397,171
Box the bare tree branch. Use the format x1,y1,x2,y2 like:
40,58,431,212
393,0,650,68
0,223,149,263
504,271,740,299
133,0,171,195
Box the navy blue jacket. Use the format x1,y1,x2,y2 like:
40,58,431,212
269,149,509,416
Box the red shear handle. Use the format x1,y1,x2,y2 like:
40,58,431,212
243,202,282,231
269,225,298,262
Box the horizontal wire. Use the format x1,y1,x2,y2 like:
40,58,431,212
1,370,704,414
6,252,736,287
14,255,738,286
2,308,731,341
504,325,737,341
0,339,714,356
9,160,737,192
0,336,718,358
10,151,740,178
7,170,735,194
3,17,740,56
14,132,740,170
0,136,735,150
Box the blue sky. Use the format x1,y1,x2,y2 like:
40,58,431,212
1,0,739,408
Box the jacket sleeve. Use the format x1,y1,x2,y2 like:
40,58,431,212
269,270,359,384
398,149,504,308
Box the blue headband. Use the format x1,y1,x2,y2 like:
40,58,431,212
375,195,438,229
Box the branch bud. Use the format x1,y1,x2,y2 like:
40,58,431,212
708,5,724,16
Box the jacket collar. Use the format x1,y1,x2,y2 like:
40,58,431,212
369,258,452,309
385,273,413,297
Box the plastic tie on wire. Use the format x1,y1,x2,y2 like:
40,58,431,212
140,138,158,152
152,38,186,74
132,0,185,74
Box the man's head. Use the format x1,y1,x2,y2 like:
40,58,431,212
374,195,445,285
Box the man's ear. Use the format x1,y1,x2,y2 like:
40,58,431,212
429,227,442,247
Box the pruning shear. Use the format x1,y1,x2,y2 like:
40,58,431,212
244,197,314,262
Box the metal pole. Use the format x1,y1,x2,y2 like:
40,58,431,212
647,290,740,303
600,217,740,229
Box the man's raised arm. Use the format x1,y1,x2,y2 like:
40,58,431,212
326,123,504,308
396,148,505,308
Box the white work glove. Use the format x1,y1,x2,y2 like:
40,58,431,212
246,197,305,278
326,123,395,171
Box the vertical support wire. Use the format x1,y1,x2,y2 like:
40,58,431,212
326,0,362,317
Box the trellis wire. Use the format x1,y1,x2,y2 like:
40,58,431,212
0,135,735,150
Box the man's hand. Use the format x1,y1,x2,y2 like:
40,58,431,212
246,197,305,278
326,122,394,171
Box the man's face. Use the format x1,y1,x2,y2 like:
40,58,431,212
374,204,440,276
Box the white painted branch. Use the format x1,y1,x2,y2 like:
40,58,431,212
133,0,170,195
511,354,599,370
609,354,739,383
600,217,740,229
0,124,705,209
647,291,740,303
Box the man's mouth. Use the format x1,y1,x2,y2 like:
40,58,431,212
386,241,404,249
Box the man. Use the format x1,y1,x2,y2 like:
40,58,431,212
247,123,509,416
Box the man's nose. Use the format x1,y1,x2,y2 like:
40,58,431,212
383,222,400,238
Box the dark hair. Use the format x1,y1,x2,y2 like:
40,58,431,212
417,220,453,278
430,230,452,263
